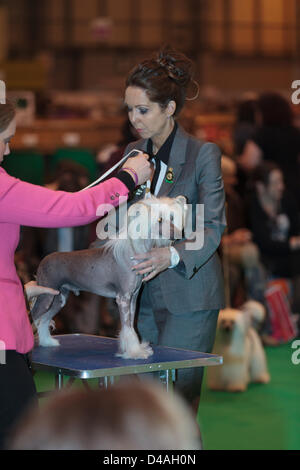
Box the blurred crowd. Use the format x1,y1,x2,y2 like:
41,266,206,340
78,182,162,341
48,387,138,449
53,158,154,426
221,92,300,345
14,91,300,346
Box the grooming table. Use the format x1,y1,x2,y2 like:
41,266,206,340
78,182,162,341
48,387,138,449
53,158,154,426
32,334,222,394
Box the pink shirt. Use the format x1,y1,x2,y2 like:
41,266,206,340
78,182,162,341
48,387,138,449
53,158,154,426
0,167,129,353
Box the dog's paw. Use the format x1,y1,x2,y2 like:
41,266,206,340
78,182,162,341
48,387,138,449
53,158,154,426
252,372,270,384
207,384,227,392
39,336,60,347
226,384,247,393
117,326,154,360
117,342,153,360
139,342,154,359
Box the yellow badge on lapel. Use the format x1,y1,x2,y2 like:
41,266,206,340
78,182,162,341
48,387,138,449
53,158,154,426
165,167,174,184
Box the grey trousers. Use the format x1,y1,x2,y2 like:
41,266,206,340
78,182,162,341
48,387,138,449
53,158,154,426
137,278,219,404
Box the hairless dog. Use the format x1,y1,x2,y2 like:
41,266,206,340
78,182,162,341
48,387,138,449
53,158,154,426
31,195,187,359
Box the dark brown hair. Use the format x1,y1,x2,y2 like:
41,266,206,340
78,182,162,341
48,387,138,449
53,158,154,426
0,100,16,133
257,92,293,127
126,47,193,116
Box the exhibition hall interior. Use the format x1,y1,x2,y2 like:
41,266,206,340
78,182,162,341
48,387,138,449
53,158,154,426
0,0,299,451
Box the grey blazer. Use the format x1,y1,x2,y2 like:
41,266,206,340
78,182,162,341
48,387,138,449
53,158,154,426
122,124,227,313
97,124,226,313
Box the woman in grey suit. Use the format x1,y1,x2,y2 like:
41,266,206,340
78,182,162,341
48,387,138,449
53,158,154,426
124,47,226,411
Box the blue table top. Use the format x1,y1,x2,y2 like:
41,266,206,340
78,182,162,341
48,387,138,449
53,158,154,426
32,334,222,378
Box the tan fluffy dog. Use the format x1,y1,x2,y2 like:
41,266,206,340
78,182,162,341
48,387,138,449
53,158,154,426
207,301,270,392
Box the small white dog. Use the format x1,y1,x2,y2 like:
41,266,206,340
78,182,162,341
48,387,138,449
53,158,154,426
207,301,270,392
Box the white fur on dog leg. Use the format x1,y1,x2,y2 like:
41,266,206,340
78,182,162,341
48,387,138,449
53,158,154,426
248,329,270,384
117,325,153,359
36,318,60,347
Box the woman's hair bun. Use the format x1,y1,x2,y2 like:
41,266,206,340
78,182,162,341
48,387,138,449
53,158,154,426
156,46,192,89
126,46,195,116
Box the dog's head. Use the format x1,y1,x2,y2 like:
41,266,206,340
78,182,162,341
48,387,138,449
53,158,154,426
127,195,187,250
217,308,250,356
218,308,246,334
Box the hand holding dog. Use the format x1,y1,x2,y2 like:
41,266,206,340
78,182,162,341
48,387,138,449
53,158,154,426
132,247,171,281
24,280,60,301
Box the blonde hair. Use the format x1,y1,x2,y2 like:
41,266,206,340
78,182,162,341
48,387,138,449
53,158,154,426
0,100,16,133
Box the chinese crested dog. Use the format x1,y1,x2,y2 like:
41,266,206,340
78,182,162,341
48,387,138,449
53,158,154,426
207,301,270,392
31,195,187,359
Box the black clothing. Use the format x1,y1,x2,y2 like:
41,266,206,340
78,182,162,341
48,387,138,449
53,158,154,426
116,169,136,192
249,193,300,277
235,163,254,203
233,122,256,156
150,157,161,193
147,122,178,193
146,122,178,166
225,190,247,234
253,126,300,208
0,351,38,449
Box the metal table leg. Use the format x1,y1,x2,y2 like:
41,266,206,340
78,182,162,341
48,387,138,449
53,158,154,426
109,376,115,386
98,376,109,388
100,376,115,388
55,371,63,390
159,369,176,392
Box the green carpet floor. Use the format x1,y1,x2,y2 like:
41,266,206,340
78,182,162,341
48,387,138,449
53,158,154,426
33,342,300,450
198,342,300,450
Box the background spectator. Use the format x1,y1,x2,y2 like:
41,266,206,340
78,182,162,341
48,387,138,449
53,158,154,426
238,92,300,210
9,381,201,450
221,156,266,308
249,161,300,328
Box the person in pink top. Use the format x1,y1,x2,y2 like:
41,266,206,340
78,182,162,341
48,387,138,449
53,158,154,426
0,100,151,448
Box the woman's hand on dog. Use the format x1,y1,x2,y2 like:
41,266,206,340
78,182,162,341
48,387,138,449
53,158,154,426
131,247,171,281
24,281,60,301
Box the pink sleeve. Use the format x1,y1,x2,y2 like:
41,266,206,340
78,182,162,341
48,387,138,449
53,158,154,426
0,169,129,227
